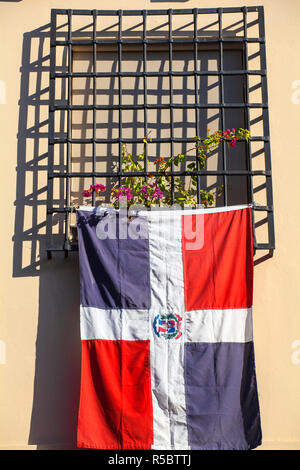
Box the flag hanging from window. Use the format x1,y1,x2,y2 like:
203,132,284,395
76,205,262,450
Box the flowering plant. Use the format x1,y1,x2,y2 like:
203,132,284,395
82,128,250,208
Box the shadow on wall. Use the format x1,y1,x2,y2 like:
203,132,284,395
13,23,81,449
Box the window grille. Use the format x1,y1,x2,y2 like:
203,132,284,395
47,7,275,258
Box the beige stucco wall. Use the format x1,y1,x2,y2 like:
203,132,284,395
0,0,300,450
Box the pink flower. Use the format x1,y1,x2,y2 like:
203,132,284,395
230,138,237,148
83,183,106,197
87,183,106,192
141,182,163,201
94,183,106,193
113,186,133,201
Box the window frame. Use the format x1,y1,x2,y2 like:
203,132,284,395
47,7,275,258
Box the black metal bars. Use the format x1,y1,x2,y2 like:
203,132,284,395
193,9,200,204
47,7,275,257
218,8,227,206
49,7,263,15
143,11,148,184
258,6,275,252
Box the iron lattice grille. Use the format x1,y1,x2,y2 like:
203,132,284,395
47,7,275,258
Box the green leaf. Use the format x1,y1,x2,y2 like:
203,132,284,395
187,163,195,170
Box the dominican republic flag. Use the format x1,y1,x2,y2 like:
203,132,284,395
76,205,262,450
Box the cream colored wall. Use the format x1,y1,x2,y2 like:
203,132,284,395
0,0,300,450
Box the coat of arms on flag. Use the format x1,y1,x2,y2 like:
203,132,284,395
76,205,262,450
153,313,182,340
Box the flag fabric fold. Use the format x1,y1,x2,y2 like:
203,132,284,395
76,205,262,450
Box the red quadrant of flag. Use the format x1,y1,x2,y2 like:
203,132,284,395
182,208,253,311
77,339,153,449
